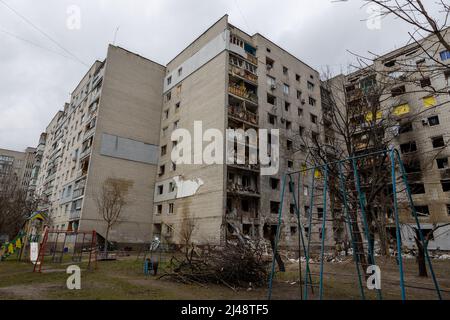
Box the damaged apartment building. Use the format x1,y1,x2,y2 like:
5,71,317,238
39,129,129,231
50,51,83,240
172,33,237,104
152,15,329,249
332,29,450,250
30,15,346,248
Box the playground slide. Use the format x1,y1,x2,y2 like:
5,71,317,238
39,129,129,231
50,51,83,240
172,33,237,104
0,231,25,261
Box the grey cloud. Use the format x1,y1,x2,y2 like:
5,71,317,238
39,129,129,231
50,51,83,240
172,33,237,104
0,0,444,150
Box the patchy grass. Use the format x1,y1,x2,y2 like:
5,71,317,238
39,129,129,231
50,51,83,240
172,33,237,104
0,255,449,300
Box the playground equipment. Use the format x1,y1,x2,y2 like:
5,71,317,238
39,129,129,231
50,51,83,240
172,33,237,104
0,211,46,261
139,237,164,276
33,228,98,272
267,148,442,300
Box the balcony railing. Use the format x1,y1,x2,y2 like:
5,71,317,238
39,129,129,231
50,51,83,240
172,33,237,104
80,147,91,160
69,210,81,221
228,86,258,104
227,182,259,195
72,187,85,199
229,65,258,84
246,53,258,65
84,126,95,140
228,105,258,125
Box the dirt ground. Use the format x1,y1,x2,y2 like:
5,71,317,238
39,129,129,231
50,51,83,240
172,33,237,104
0,254,449,300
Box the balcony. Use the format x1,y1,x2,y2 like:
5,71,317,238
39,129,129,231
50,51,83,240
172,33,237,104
69,209,81,221
229,65,258,84
229,85,258,104
228,105,258,126
72,187,85,199
246,53,258,66
84,126,95,140
227,181,259,197
79,147,91,160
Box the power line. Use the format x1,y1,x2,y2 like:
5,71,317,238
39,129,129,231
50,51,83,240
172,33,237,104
0,0,89,67
0,28,86,65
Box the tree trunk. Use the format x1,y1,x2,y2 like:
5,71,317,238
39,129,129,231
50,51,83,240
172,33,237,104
104,225,110,257
415,237,428,277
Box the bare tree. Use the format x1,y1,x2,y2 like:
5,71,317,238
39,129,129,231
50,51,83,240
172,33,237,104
96,178,130,254
179,211,197,263
0,171,40,240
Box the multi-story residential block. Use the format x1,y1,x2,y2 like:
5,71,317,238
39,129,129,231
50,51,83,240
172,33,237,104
334,30,450,250
0,147,35,192
152,15,327,248
33,45,165,245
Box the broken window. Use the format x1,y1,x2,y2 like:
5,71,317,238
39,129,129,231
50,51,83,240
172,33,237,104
399,122,413,134
268,113,276,125
310,114,318,124
178,67,182,76
437,158,449,169
164,109,169,119
317,208,324,218
441,179,450,192
287,140,293,150
270,201,280,214
243,224,251,235
307,81,315,90
167,76,172,85
156,205,162,215
283,83,290,95
286,121,292,130
299,126,304,136
296,74,300,82
161,145,167,156
267,75,276,88
447,204,450,216
414,205,430,216
157,185,163,195
158,165,165,176
309,97,316,106
432,136,445,149
285,101,290,111
420,77,431,87
410,183,425,194
404,159,421,173
175,102,181,111
266,57,274,69
241,199,249,212
391,85,406,97
428,115,440,126
298,108,303,116
283,66,288,75
267,93,276,105
384,60,396,67
166,91,172,102
287,160,293,168
290,226,297,235
290,204,295,214
400,141,417,154
270,178,279,190
168,203,174,214
297,90,302,99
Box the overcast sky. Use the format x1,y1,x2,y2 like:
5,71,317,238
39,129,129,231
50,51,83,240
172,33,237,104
0,0,444,151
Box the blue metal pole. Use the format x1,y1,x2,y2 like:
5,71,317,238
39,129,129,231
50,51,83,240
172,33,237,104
303,168,316,300
319,166,329,300
267,174,287,300
393,149,442,300
338,162,365,300
289,174,312,299
351,157,382,300
389,148,406,301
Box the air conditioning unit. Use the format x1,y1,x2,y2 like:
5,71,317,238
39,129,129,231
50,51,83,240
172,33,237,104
280,118,286,124
270,84,277,90
422,118,429,126
266,65,273,71
301,99,306,105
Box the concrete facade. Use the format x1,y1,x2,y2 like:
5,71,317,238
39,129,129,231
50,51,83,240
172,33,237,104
336,30,450,250
0,147,35,193
32,46,165,244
